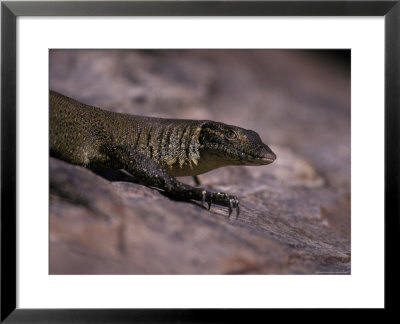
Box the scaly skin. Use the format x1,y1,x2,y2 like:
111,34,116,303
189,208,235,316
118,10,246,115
50,90,276,217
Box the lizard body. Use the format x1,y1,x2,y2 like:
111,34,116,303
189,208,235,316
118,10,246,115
50,90,276,216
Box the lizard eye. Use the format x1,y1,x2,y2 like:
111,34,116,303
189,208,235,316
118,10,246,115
226,130,237,140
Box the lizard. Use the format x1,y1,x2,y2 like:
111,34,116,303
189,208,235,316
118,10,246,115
49,90,276,217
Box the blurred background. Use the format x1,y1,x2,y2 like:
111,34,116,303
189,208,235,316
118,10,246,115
49,49,350,274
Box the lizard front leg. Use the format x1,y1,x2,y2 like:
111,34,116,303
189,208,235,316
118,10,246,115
101,144,240,217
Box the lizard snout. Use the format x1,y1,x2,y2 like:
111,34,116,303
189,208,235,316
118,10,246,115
260,144,276,164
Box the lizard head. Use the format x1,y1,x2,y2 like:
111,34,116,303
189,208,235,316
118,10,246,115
199,121,276,166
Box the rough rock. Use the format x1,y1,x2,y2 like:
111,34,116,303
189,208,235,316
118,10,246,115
49,49,350,274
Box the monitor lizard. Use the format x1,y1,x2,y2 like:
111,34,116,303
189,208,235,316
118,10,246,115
50,90,276,217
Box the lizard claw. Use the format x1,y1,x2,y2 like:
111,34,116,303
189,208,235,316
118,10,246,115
236,201,240,219
199,190,239,218
202,190,212,210
228,198,234,217
201,190,206,207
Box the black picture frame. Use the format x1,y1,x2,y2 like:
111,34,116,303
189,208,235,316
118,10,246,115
1,0,398,321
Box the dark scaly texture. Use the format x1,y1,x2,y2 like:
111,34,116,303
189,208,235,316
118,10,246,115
50,90,276,217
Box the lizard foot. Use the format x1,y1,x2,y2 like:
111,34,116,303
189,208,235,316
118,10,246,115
201,190,240,218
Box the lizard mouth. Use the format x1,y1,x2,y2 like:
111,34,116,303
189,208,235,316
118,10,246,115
240,155,275,165
259,150,277,164
260,145,276,163
238,145,276,165
228,149,276,166
201,143,276,166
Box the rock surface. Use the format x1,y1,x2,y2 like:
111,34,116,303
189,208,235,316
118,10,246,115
49,49,350,274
